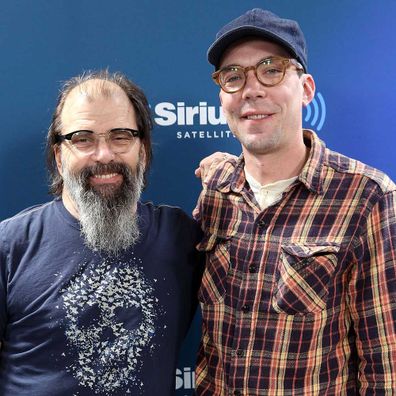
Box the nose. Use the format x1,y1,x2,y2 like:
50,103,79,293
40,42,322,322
241,69,267,100
90,137,115,163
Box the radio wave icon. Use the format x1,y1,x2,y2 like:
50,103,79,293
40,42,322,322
304,92,326,131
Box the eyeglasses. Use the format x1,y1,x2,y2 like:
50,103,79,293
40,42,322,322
212,56,304,93
55,128,141,155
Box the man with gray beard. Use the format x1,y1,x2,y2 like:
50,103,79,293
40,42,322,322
0,71,204,395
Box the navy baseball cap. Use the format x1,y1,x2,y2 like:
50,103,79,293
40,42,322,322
207,8,308,72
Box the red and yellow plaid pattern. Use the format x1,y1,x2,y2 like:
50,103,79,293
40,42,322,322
194,130,396,395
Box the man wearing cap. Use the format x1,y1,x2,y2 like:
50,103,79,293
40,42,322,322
194,8,396,395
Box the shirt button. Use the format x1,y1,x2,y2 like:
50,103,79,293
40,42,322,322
248,265,257,273
257,220,266,228
241,304,250,313
236,349,244,357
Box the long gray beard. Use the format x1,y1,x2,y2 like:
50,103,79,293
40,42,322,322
62,160,144,255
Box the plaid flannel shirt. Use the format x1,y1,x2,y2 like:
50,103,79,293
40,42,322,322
194,130,396,395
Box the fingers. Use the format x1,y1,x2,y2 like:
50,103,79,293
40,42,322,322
195,167,202,179
195,152,235,185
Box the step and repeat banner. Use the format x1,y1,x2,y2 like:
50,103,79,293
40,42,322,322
1,1,395,394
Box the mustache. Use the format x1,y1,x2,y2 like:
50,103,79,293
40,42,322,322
78,162,132,179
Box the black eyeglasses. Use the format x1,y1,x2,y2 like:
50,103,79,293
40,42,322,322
212,56,304,93
55,128,141,155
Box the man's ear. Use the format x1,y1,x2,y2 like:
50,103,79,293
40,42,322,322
302,74,316,107
54,145,63,177
140,144,147,168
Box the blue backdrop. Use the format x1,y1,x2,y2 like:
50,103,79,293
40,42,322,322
1,1,396,394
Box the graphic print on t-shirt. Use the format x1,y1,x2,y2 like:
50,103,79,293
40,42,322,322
59,252,163,394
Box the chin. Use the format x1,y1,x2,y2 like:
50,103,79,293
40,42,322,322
92,183,122,197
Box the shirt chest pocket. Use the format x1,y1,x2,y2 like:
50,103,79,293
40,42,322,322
197,233,231,304
272,243,340,315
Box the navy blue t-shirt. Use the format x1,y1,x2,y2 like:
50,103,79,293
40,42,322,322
0,199,203,395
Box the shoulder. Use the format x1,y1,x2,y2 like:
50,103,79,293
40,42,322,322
138,201,192,221
1,201,55,234
138,201,202,246
204,157,240,190
0,203,55,254
325,148,396,195
138,201,199,231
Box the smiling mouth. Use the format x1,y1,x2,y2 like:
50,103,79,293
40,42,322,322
242,113,272,120
93,173,119,179
89,173,123,187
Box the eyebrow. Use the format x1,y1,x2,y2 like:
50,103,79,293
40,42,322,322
219,56,276,69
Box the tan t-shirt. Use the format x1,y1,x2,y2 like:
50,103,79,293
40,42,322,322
245,170,297,210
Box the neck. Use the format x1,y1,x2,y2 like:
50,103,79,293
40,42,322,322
61,190,80,219
243,140,309,186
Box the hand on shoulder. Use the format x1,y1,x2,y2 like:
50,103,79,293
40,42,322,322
194,152,238,185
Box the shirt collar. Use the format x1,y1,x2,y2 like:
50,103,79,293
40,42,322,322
298,129,325,195
216,129,326,195
215,156,245,194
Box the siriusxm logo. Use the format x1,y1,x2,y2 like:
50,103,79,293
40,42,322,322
304,92,326,131
154,101,231,140
153,92,326,139
154,102,226,126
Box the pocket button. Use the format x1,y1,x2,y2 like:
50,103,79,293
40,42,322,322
241,304,250,313
248,264,257,273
